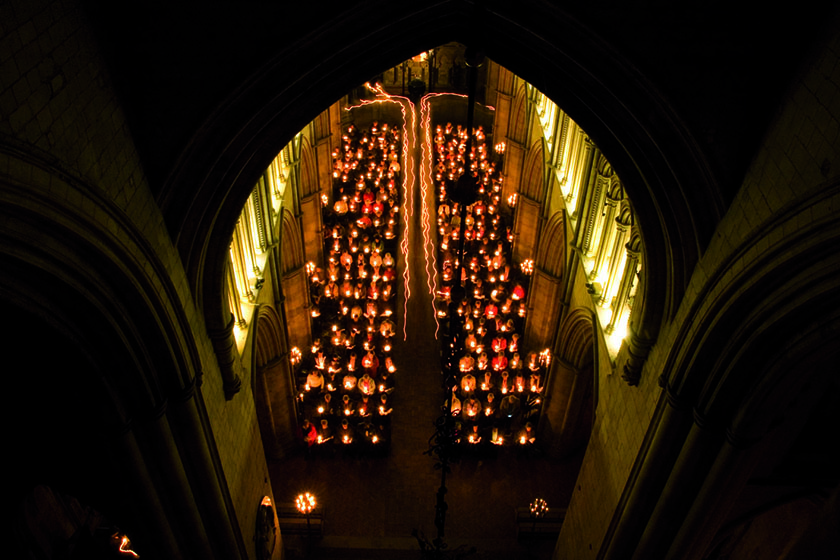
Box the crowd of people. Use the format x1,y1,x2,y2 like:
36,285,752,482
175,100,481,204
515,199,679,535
292,118,547,456
433,123,547,450
295,122,402,455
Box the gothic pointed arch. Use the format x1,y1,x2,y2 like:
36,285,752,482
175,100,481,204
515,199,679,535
535,210,566,279
603,181,840,560
0,148,246,558
279,209,304,274
252,305,297,460
525,210,566,350
299,135,319,198
157,0,722,396
278,208,311,349
508,83,529,146
541,307,598,457
514,138,547,263
521,138,546,202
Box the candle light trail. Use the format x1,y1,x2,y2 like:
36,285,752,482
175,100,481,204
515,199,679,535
420,93,448,337
346,83,417,340
420,92,474,338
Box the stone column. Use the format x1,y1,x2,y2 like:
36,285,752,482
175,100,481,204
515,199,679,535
606,230,641,334
591,181,622,280
599,205,632,307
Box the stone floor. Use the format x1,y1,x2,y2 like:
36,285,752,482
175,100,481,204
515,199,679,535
268,115,583,559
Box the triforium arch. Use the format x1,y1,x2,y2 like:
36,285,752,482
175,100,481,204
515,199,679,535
252,304,297,461
541,307,598,457
157,0,720,396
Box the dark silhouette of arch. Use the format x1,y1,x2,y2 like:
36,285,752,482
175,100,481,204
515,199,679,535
158,0,720,399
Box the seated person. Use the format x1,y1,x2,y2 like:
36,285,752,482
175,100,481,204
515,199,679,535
384,356,397,374
492,351,508,372
358,373,376,396
509,333,520,353
370,251,383,272
377,393,393,417
305,369,324,391
484,302,498,319
514,372,526,393
380,318,396,338
300,419,318,447
500,394,521,419
346,352,358,373
337,418,354,445
357,394,373,417
459,353,475,372
499,371,510,394
460,373,476,393
317,419,334,444
491,335,507,353
509,352,522,371
529,372,543,393
340,250,353,270
527,351,541,371
461,396,481,420
378,371,395,394
361,350,379,376
360,420,382,444
381,283,393,302
466,424,482,444
482,392,498,418
340,394,356,417
465,332,478,351
342,372,358,391
517,422,536,445
476,351,489,372
480,370,494,391
315,393,334,417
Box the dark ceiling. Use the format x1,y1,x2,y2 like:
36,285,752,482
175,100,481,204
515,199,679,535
81,1,836,202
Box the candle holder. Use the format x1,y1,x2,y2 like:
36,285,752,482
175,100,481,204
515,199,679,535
296,492,317,555
529,498,549,533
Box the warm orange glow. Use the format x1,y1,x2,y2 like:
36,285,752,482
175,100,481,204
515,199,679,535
118,535,139,558
295,492,316,515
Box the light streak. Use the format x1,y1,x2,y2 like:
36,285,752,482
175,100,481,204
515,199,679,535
350,83,417,340
420,92,470,338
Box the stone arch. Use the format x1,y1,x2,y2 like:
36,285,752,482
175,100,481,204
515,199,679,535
280,209,304,274
606,180,840,560
252,305,297,460
0,150,243,558
521,138,546,202
508,83,529,146
158,0,721,393
541,307,598,457
299,135,319,198
535,210,565,279
525,210,566,350
278,208,311,349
